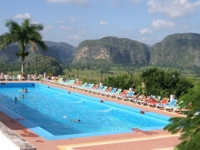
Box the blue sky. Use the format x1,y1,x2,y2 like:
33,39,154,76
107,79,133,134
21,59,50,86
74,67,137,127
0,0,200,47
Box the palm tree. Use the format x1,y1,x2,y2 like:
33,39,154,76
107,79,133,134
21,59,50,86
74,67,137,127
164,82,199,150
0,19,47,73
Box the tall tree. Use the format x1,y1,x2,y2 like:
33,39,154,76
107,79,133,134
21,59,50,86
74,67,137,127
103,74,138,89
164,82,200,150
140,68,193,98
0,19,47,73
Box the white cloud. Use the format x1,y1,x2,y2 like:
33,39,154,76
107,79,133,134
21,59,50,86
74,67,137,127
197,21,200,29
44,26,53,30
14,13,31,19
31,21,39,24
181,24,190,30
46,0,89,5
140,28,153,34
147,0,200,18
110,0,118,6
71,17,77,23
101,35,106,38
59,26,71,30
128,0,141,4
78,28,88,34
56,20,64,24
100,21,108,26
68,35,82,40
43,26,53,33
140,37,150,43
151,19,174,29
138,36,163,46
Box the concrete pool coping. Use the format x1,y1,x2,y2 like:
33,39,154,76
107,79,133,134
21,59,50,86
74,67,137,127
0,121,36,150
0,81,183,150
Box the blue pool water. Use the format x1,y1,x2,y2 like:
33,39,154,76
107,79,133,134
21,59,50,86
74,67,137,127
0,82,170,140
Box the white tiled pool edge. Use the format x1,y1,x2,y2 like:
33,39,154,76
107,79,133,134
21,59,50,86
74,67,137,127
0,122,36,150
0,132,20,150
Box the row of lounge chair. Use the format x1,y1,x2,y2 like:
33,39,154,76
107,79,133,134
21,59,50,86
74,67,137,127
1,74,40,81
44,78,182,114
128,95,181,113
44,78,135,98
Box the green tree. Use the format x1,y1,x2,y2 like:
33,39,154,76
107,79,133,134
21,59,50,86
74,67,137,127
27,54,64,76
103,74,140,90
140,68,193,98
164,82,200,150
0,19,47,73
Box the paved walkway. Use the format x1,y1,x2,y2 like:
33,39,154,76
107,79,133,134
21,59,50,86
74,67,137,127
0,81,182,150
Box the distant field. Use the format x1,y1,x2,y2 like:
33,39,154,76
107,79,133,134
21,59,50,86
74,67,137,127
62,67,131,83
61,66,199,84
61,66,165,82
4,66,199,83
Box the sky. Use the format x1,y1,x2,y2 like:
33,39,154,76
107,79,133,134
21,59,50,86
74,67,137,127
0,0,200,47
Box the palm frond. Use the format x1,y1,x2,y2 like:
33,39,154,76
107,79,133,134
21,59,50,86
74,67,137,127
0,33,14,50
1,18,47,73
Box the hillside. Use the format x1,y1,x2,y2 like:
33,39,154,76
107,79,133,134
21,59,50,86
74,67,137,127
150,33,200,68
72,33,200,69
0,44,18,62
1,33,200,69
73,36,150,65
0,41,76,64
44,41,76,63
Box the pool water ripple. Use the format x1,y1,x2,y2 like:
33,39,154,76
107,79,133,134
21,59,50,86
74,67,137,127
0,83,170,138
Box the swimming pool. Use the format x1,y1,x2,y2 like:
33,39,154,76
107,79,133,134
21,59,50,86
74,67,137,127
0,82,170,140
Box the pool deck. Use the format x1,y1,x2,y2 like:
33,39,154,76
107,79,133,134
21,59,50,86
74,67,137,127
0,81,183,150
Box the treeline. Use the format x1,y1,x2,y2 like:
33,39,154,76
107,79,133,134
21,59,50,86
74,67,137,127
103,68,193,99
70,58,112,73
3,54,64,76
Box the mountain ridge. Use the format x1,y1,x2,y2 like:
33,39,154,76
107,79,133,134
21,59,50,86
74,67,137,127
74,36,150,65
1,33,200,69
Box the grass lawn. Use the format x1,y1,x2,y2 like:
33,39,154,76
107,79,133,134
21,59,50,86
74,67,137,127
62,67,129,83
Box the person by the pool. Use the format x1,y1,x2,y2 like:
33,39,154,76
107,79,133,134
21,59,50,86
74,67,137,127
21,94,24,99
14,97,17,102
24,89,28,93
18,88,24,92
71,119,81,122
